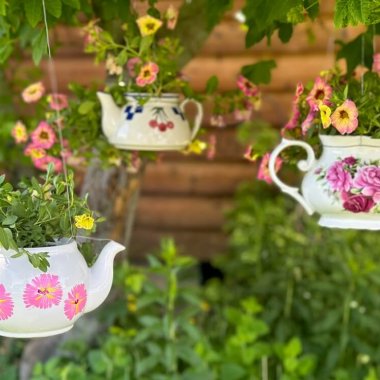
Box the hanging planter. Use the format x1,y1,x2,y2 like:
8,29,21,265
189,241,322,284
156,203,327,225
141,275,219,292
270,135,380,229
0,167,125,338
97,92,203,151
0,239,124,338
265,62,380,230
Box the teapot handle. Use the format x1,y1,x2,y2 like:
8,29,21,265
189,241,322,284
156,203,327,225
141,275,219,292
180,98,203,140
269,138,316,215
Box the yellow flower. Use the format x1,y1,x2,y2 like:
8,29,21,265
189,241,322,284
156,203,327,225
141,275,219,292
74,214,95,230
136,15,163,37
319,104,332,129
183,140,207,155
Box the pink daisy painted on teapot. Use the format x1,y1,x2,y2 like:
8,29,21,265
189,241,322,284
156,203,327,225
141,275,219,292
0,239,124,338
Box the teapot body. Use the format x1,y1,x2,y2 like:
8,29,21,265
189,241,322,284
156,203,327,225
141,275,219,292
108,93,202,151
0,240,89,338
270,135,380,229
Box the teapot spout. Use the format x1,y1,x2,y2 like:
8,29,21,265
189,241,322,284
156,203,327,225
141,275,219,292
96,92,122,140
85,240,125,313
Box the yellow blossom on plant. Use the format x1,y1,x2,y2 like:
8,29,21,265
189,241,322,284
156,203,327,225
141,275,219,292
74,214,95,230
136,15,163,37
183,140,207,155
105,54,123,76
11,121,28,144
319,104,332,129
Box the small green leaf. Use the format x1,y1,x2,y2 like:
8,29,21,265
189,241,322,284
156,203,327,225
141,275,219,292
62,0,80,9
45,0,62,18
24,0,43,27
32,29,47,65
78,101,95,115
241,59,277,85
205,75,219,94
0,0,7,16
278,23,293,43
0,227,10,250
2,215,17,226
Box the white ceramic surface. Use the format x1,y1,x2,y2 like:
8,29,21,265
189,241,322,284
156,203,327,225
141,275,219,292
97,92,203,151
0,240,125,338
269,135,380,230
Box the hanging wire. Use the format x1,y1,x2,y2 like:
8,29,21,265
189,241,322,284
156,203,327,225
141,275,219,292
41,0,74,237
361,34,365,95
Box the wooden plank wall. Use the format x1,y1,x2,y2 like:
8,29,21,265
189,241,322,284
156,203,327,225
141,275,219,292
29,1,363,260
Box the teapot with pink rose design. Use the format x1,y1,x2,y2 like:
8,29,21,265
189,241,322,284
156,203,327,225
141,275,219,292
269,135,380,230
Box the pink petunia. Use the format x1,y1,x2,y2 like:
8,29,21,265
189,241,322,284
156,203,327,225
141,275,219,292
127,57,142,78
331,99,358,135
48,94,68,111
11,121,28,144
33,155,63,173
22,82,45,103
24,143,46,160
207,134,217,160
257,152,282,184
306,77,332,108
0,284,14,320
64,284,87,320
30,121,56,149
136,62,159,87
301,108,317,135
282,82,304,133
373,53,380,73
237,75,259,97
23,274,63,309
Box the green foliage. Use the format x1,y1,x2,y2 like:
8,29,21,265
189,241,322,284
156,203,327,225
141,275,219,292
215,182,380,379
29,239,313,379
241,60,277,85
334,0,380,28
0,165,99,270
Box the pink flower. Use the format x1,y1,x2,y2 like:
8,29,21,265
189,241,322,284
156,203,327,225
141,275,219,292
136,62,159,87
127,57,142,78
165,5,178,30
64,284,87,320
22,82,45,103
207,134,216,160
306,77,332,108
353,166,380,202
210,115,225,128
257,152,282,184
331,100,358,135
24,143,46,160
301,109,317,135
48,94,68,111
34,155,63,173
237,75,259,97
326,161,352,192
343,195,375,213
23,274,63,309
283,82,304,133
0,284,14,320
343,156,357,166
373,53,380,73
234,108,252,122
244,145,257,162
30,121,56,149
11,121,28,144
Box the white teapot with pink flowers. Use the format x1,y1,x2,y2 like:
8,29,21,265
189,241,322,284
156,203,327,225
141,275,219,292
269,135,380,230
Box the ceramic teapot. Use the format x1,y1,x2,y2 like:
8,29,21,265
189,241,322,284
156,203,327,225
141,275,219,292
0,240,125,338
97,92,203,151
269,135,380,230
